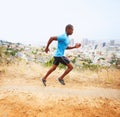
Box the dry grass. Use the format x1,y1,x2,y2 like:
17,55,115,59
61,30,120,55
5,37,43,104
0,61,120,89
0,61,120,117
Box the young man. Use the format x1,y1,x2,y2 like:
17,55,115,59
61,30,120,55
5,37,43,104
41,24,81,86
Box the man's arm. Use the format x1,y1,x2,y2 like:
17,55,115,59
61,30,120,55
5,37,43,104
45,36,57,53
66,43,81,50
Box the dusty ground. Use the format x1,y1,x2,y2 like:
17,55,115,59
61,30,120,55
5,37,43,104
0,62,120,117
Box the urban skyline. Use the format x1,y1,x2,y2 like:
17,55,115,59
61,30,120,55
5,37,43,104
0,0,120,46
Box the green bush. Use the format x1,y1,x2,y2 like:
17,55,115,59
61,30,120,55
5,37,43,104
71,58,76,64
83,58,92,64
0,46,19,64
45,58,54,67
82,62,102,71
5,48,18,56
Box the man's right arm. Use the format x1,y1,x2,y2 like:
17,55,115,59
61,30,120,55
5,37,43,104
45,36,57,53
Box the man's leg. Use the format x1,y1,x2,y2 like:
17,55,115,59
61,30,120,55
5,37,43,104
59,63,73,80
43,64,58,80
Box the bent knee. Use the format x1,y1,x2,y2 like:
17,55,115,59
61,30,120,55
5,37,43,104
71,66,73,70
68,65,73,70
52,67,56,71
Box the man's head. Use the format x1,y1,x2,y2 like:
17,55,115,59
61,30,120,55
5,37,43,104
65,24,73,36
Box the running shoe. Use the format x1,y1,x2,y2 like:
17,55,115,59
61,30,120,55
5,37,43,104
41,78,46,86
57,78,65,85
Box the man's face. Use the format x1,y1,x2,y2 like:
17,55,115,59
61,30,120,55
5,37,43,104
67,27,73,35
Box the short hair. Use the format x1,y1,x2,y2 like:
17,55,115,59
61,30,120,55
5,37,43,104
65,24,73,31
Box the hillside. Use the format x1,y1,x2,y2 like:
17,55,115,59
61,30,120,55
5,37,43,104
0,62,120,117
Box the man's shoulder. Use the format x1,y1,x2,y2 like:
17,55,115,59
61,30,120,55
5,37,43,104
57,33,67,39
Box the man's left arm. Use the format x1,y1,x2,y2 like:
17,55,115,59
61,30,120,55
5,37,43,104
66,43,81,49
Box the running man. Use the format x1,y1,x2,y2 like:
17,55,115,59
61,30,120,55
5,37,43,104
41,24,81,86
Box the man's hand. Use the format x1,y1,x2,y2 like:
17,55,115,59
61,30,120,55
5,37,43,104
75,43,81,48
45,47,50,53
44,36,57,53
66,43,81,49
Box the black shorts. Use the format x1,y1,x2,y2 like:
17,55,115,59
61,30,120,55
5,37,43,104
53,56,70,65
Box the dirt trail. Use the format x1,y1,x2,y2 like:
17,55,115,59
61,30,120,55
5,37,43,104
0,63,120,117
0,85,120,99
0,83,120,117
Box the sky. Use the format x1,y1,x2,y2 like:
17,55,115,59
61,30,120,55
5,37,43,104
0,0,120,46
